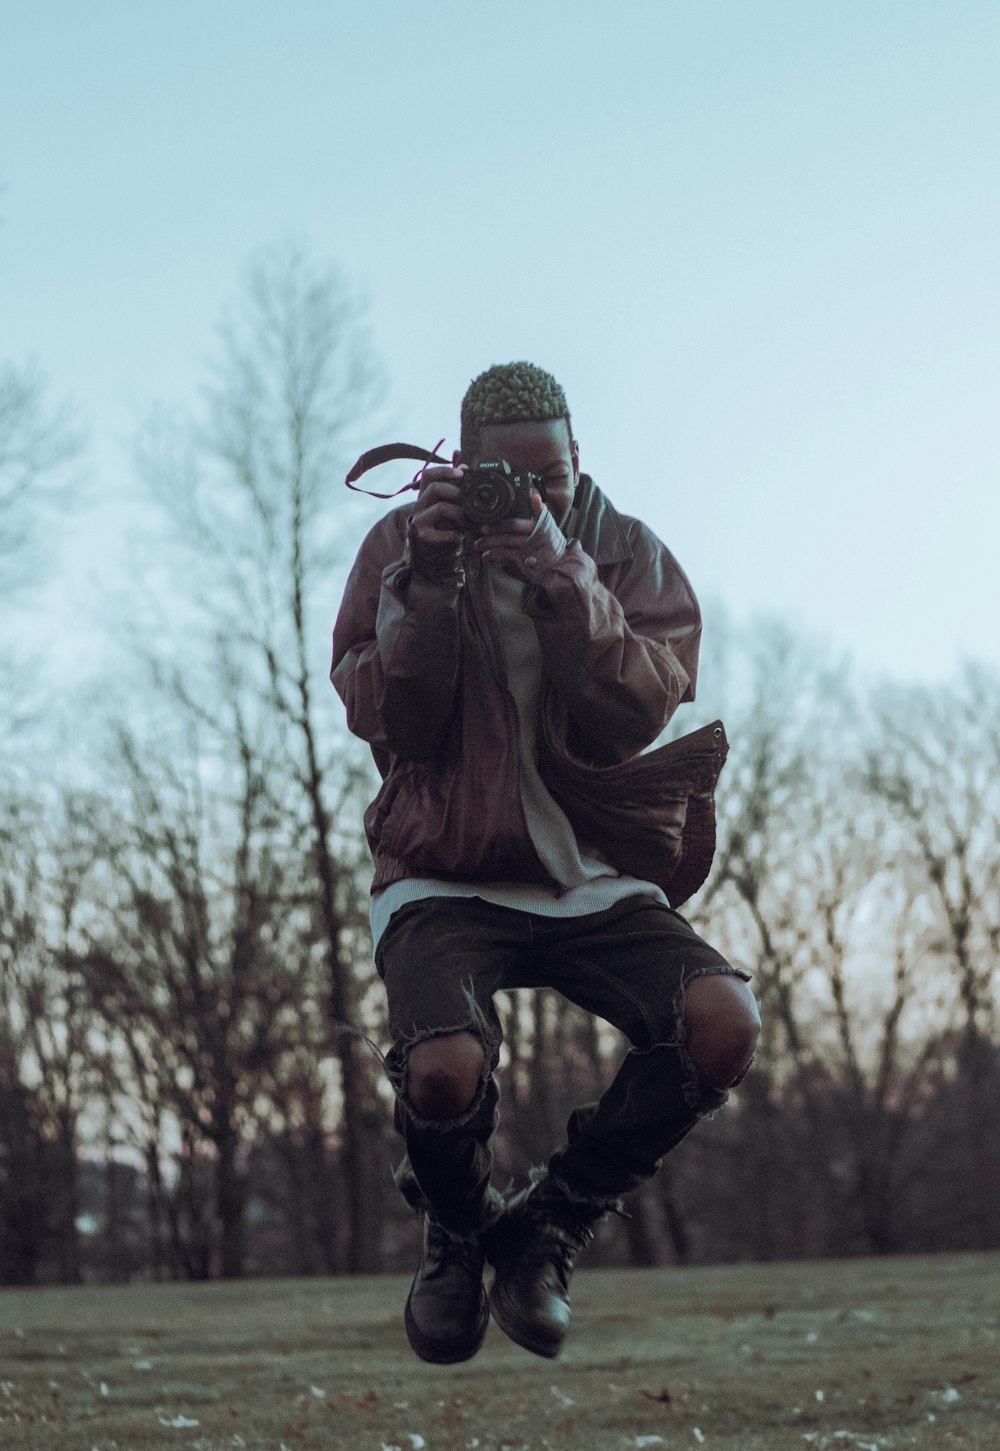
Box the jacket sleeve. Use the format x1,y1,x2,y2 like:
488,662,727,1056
330,513,464,763
524,520,701,764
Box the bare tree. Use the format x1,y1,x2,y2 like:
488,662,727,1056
134,244,385,1270
0,793,104,1283
0,361,79,601
81,692,328,1279
865,664,1000,1246
0,362,81,756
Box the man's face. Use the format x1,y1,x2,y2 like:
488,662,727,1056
469,418,580,530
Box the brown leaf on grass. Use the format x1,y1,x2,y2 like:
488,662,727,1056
640,1386,673,1403
955,1372,979,1386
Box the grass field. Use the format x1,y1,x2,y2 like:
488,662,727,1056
1,1252,997,1451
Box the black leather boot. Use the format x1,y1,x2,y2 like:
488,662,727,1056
487,1182,608,1358
404,1215,491,1363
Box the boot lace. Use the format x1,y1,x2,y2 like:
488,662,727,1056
515,1200,598,1290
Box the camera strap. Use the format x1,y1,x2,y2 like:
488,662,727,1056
345,439,450,498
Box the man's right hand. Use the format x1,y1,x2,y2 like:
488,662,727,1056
408,465,466,545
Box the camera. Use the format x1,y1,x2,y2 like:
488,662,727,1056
460,459,539,528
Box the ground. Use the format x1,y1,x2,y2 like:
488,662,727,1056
1,1252,997,1450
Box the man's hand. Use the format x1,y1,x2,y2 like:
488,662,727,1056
473,490,566,577
406,464,467,582
408,465,466,545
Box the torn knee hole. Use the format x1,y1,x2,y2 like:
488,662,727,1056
682,976,760,1089
686,1024,759,1090
406,1030,487,1120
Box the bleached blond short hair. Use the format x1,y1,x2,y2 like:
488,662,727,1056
460,362,572,458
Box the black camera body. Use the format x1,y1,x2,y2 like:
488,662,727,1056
460,459,539,528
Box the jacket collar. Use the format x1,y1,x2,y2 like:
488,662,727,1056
565,474,633,565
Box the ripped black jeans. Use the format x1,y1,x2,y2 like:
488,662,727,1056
374,893,752,1236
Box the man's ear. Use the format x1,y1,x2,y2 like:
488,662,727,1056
570,438,582,505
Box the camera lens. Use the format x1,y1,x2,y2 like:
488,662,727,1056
462,472,515,525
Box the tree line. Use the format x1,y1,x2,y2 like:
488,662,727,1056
1,248,997,1285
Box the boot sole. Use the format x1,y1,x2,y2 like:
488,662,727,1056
488,1279,564,1358
404,1290,490,1364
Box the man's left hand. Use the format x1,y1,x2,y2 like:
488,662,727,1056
473,491,566,578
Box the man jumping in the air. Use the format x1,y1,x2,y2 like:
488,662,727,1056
331,361,759,1361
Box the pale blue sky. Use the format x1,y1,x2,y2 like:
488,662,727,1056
3,0,999,688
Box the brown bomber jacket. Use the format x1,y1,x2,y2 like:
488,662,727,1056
330,475,719,901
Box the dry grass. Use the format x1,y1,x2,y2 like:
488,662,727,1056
1,1252,998,1450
